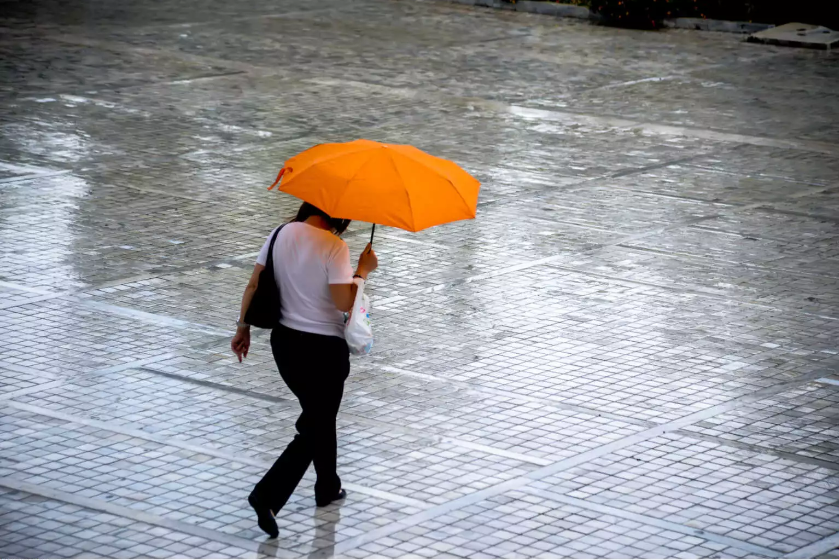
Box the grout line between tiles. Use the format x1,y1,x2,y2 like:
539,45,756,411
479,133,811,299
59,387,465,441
521,486,781,558
0,478,284,558
2,399,430,510
330,367,834,554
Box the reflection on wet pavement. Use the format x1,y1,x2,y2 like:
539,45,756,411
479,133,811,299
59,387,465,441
1,0,838,557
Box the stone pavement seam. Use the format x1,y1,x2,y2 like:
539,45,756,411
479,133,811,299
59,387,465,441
138,365,555,467
0,280,55,295
329,368,835,554
42,32,275,76
609,178,837,207
558,49,790,96
0,217,368,308
520,485,781,558
0,380,65,402
13,119,815,326
375,214,728,304
506,105,839,156
86,353,181,375
672,429,839,472
771,182,839,199
0,272,234,322
0,170,73,185
688,161,836,187
752,201,839,224
78,259,259,294
609,153,712,178
11,242,818,452
2,399,432,510
2,353,830,556
543,262,839,322
8,364,830,554
0,287,233,332
383,364,839,471
57,7,343,33
373,196,838,319
0,362,57,381
0,292,64,309
81,299,230,337
0,479,278,559
373,232,454,250
302,76,839,155
785,531,839,559
615,242,839,281
114,357,839,479
380,365,659,429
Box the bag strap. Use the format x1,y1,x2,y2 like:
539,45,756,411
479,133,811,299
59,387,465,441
264,223,287,268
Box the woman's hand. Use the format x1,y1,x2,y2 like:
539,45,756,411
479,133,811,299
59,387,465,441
330,244,379,312
233,264,262,362
357,243,378,278
231,326,251,362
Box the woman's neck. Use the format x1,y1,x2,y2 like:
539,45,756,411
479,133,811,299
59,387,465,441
304,215,332,231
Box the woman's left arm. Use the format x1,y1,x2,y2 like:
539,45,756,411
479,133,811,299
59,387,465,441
231,264,264,362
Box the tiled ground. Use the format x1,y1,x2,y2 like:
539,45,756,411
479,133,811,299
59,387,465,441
536,433,839,554
0,488,254,559
343,490,768,559
1,0,838,558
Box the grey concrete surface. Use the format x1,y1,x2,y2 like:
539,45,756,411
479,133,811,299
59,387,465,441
1,0,838,558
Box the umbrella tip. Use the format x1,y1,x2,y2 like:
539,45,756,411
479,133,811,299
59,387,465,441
268,167,289,190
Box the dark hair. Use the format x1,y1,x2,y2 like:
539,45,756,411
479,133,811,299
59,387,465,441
293,202,351,235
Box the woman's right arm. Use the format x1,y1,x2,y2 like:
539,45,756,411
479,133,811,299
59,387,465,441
231,264,264,362
232,227,275,363
330,243,378,312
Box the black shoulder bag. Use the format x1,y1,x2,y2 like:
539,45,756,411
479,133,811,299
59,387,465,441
244,224,287,329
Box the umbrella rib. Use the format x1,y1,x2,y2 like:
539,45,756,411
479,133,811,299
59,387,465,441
346,149,383,187
331,149,385,221
386,151,416,231
308,141,377,167
446,175,477,218
393,147,457,183
394,148,476,218
281,142,378,190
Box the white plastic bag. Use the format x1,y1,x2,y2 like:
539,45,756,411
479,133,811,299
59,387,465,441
345,278,373,355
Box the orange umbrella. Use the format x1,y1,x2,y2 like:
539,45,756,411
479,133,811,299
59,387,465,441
268,139,480,239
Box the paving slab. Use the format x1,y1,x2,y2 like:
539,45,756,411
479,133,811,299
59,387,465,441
749,23,839,50
1,0,838,558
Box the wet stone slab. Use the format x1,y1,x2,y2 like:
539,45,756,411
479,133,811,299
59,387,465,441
0,487,255,559
1,0,839,557
341,489,769,558
682,381,839,464
535,433,839,555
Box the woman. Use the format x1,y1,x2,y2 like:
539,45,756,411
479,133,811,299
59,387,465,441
231,202,378,539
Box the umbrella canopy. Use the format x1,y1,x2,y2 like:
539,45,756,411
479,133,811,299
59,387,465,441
268,139,480,232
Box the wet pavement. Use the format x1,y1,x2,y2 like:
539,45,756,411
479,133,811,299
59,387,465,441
1,0,839,557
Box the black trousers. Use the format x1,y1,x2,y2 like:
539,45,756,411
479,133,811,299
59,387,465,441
251,325,350,513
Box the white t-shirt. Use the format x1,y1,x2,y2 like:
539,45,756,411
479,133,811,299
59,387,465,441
256,222,355,338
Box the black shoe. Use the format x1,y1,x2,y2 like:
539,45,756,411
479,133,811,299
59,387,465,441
316,488,347,507
248,493,278,539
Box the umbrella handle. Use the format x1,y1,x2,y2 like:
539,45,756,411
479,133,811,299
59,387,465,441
369,224,376,250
